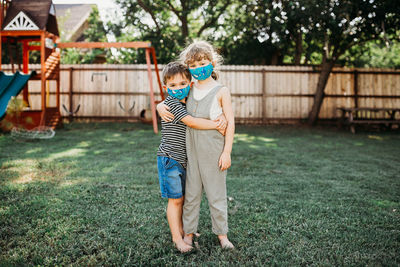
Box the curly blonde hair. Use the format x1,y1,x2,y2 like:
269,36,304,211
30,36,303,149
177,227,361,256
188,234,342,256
179,40,223,80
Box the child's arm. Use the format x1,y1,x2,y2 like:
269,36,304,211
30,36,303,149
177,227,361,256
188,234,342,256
158,100,227,133
218,87,235,171
181,114,227,133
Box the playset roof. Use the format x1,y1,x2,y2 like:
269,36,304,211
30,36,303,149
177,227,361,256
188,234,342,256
1,0,59,36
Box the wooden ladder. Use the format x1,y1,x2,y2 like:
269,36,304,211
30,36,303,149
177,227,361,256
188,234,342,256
45,51,60,78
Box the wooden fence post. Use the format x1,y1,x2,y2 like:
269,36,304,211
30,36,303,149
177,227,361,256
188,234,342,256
69,67,73,121
354,69,359,108
262,68,266,123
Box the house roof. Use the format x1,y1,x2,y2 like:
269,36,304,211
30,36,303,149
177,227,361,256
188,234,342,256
55,4,95,41
1,0,59,36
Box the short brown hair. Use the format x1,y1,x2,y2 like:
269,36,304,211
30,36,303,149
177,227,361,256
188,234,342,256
162,61,191,85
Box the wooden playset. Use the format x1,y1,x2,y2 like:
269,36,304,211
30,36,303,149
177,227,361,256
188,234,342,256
0,0,163,133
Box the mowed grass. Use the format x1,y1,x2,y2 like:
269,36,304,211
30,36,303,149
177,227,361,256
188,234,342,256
0,122,399,266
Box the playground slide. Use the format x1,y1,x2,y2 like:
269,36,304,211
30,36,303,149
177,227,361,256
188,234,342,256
0,71,36,119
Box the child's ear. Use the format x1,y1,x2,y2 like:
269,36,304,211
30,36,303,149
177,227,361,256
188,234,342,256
212,60,216,67
162,85,167,91
190,81,194,87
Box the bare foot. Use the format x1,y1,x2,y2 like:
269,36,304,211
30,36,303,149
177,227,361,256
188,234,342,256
183,232,200,246
183,234,193,246
173,239,193,253
218,237,235,249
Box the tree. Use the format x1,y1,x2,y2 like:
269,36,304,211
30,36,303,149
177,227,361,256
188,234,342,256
214,0,400,123
110,0,234,63
216,0,320,65
307,0,400,124
216,1,290,65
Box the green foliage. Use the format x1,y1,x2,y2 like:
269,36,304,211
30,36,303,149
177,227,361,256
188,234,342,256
108,0,400,67
0,42,24,65
1,123,400,265
340,38,400,68
0,41,41,65
307,0,394,61
109,0,234,63
2,1,400,67
217,0,315,65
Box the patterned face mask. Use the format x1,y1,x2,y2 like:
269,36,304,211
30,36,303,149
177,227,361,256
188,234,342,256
167,84,191,100
189,63,214,80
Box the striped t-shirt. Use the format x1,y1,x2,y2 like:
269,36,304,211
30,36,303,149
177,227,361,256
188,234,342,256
157,96,189,167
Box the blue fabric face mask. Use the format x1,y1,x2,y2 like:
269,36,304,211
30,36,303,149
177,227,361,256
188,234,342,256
167,84,191,100
189,63,214,80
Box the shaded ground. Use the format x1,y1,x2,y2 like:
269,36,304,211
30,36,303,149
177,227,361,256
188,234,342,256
1,122,399,265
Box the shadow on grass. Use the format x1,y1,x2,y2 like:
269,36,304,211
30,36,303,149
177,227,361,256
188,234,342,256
0,122,169,265
0,122,399,265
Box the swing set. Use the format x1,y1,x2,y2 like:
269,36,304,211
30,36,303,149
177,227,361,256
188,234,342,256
0,0,164,134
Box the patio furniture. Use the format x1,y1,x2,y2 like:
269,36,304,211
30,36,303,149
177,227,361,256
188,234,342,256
337,107,400,133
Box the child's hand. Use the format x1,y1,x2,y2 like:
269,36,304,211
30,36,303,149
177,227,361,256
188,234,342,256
218,151,231,171
157,103,174,122
214,114,227,131
217,127,226,136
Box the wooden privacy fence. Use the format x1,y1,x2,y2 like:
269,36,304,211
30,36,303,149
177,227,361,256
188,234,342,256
3,64,400,123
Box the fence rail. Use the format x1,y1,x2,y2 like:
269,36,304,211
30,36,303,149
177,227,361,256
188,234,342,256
2,64,400,123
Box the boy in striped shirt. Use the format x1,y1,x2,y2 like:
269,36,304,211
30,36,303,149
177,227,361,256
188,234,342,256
157,62,226,253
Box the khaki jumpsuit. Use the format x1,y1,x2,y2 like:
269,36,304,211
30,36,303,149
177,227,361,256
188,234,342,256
182,85,228,235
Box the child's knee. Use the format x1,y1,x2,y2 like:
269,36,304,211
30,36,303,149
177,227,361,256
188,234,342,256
169,197,184,206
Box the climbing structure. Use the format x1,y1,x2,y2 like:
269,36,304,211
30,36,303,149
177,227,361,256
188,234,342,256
0,0,62,129
1,0,164,133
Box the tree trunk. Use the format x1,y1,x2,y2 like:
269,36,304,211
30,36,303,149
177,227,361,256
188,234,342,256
180,2,189,41
270,49,280,65
307,56,335,125
181,16,189,39
294,31,303,65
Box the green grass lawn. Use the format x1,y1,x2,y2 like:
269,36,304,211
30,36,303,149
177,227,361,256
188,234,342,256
1,122,399,266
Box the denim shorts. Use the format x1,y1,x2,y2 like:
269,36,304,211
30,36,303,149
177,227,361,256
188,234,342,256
157,156,186,199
